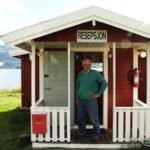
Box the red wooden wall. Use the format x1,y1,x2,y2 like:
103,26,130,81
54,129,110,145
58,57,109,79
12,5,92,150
34,21,149,43
108,48,133,128
116,48,133,107
21,54,39,108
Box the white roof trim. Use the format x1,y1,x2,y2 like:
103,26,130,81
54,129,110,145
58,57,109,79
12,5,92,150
1,6,150,46
9,49,29,57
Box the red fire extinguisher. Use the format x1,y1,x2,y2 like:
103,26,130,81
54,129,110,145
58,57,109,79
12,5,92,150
133,68,139,88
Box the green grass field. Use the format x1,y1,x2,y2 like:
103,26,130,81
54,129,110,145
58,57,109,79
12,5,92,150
0,89,31,150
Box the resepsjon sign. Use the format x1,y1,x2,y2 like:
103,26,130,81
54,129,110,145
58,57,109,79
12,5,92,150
77,30,107,42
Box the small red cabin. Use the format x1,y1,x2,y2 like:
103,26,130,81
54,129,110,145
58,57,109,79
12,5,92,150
2,6,150,149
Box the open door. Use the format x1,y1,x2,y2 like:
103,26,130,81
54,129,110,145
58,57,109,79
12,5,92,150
75,52,104,125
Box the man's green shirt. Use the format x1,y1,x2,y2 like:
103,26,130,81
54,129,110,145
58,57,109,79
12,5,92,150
76,69,107,100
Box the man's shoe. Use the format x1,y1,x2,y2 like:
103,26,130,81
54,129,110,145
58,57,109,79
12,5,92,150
79,133,87,138
92,135,100,142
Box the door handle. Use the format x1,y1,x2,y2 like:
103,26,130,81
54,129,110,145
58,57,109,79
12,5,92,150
45,88,52,91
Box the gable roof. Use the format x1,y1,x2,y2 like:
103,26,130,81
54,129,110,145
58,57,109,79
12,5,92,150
1,6,150,47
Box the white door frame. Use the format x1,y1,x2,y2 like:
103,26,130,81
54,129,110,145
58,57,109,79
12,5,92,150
71,43,109,129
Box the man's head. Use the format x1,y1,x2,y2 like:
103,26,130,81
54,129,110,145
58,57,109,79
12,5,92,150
82,57,92,72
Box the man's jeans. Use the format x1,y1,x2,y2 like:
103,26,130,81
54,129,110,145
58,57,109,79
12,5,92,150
77,98,100,136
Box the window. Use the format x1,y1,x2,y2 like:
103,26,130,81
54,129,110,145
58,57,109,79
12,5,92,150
91,63,103,72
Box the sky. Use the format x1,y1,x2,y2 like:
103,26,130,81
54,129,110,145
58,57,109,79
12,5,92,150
0,0,150,44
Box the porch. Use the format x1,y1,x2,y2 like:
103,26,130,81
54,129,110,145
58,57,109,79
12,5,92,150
31,105,111,143
30,104,149,149
31,105,145,149
30,42,150,148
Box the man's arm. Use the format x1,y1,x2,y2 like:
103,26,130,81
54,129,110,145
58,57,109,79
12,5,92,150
92,72,107,99
98,77,107,96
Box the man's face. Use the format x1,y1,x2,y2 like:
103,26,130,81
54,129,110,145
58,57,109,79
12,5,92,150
82,59,92,72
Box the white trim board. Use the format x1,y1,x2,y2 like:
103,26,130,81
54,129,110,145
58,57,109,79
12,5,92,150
1,6,150,47
32,143,142,149
9,49,29,57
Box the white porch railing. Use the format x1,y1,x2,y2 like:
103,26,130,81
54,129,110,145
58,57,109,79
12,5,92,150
31,107,70,142
113,106,150,142
134,99,147,107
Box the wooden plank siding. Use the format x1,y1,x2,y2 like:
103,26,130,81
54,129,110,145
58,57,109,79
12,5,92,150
34,21,149,43
21,54,39,108
116,48,133,107
108,48,133,128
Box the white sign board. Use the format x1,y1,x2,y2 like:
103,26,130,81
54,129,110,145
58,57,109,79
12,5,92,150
77,30,107,42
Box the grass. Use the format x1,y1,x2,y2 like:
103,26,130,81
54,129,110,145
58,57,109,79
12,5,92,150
0,89,145,150
0,89,32,150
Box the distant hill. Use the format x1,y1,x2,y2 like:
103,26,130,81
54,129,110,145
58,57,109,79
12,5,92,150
0,45,21,69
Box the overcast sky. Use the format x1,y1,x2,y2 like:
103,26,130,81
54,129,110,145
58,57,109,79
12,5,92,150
0,0,150,44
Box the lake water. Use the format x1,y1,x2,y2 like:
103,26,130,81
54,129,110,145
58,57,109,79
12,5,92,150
0,69,21,89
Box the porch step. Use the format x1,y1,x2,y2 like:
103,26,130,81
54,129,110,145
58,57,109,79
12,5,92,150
32,143,141,149
34,148,119,150
32,129,142,149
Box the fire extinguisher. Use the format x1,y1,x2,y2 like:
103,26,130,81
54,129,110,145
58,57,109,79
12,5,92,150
133,68,139,88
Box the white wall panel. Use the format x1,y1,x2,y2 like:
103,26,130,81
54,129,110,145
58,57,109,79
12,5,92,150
44,51,68,107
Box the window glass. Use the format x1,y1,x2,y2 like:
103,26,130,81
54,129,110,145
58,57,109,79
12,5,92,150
91,63,103,72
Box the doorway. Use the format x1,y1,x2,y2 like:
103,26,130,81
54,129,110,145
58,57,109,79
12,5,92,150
75,52,104,125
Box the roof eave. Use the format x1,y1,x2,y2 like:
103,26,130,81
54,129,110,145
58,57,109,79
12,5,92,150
1,6,150,47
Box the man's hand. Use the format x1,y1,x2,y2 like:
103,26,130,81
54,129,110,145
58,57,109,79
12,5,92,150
91,94,100,99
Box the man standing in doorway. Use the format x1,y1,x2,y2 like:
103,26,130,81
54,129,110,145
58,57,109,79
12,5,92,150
76,57,107,142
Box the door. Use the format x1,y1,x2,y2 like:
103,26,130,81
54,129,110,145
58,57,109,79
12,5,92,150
75,52,104,125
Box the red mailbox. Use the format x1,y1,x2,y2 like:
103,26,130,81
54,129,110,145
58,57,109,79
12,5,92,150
32,113,47,134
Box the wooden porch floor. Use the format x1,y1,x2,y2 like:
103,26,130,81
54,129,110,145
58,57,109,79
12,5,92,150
70,128,112,144
33,129,142,149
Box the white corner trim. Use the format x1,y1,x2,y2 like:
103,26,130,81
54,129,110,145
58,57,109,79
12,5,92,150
103,51,108,129
113,42,116,108
39,48,44,100
31,43,36,107
147,47,150,106
68,42,71,108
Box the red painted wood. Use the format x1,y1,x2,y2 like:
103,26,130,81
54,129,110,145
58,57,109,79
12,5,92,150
36,56,39,102
116,48,133,106
34,21,149,42
21,55,31,108
21,54,39,108
108,48,133,128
